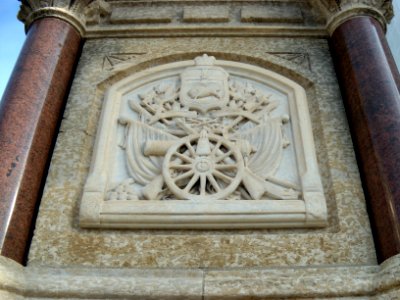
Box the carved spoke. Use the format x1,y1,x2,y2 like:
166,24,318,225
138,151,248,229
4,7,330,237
211,140,222,157
173,152,194,163
174,170,194,182
214,150,233,163
213,170,233,183
184,173,200,192
207,174,221,192
200,174,207,196
185,142,196,157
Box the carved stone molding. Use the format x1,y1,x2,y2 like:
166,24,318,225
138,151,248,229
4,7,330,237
79,55,327,229
2,247,400,298
102,52,147,70
315,0,393,34
267,52,312,71
16,1,394,37
17,0,111,36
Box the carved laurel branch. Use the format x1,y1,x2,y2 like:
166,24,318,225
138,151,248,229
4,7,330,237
17,0,111,35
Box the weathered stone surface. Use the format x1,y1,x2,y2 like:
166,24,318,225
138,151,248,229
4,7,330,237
16,1,394,38
183,6,230,23
110,7,174,24
27,36,376,270
241,5,303,23
86,1,325,38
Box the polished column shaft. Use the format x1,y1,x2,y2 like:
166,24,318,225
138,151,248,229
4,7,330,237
330,16,400,263
0,18,81,264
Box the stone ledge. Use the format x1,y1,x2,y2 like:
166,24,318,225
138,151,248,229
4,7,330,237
85,25,328,38
17,0,394,37
1,255,400,299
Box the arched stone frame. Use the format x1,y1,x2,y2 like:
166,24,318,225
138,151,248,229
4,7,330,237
79,55,327,229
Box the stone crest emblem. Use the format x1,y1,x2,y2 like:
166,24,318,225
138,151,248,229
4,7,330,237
180,54,229,113
113,54,298,201
80,54,326,228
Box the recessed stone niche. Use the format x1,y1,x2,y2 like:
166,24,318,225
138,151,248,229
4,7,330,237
79,54,327,229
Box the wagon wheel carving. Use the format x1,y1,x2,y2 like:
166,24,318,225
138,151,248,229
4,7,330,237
163,130,244,200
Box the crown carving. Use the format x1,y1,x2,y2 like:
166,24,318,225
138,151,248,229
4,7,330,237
17,0,111,36
194,54,216,66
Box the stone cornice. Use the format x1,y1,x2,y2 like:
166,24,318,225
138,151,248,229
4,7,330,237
315,0,394,34
16,0,394,37
17,0,111,36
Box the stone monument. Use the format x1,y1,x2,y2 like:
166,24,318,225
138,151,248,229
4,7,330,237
1,0,400,299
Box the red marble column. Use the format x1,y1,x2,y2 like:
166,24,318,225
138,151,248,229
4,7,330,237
0,18,81,264
330,16,400,263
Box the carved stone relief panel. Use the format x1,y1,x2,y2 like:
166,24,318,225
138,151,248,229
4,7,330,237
80,55,327,228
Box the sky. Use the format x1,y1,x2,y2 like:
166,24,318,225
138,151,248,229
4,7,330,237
386,0,400,67
0,1,25,100
0,1,399,100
